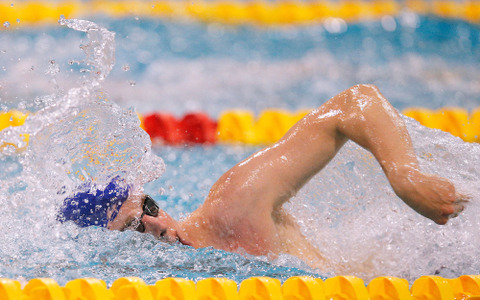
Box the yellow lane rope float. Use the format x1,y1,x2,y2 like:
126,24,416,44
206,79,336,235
0,110,29,152
144,107,480,145
2,275,480,299
1,107,479,151
403,107,480,143
1,0,480,28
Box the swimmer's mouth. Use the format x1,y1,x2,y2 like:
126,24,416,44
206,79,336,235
160,230,192,247
177,234,192,247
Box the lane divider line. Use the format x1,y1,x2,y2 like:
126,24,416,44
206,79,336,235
1,107,479,152
2,275,480,299
1,0,480,29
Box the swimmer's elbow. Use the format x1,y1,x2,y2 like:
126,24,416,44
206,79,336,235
351,83,379,91
348,84,382,100
341,84,392,114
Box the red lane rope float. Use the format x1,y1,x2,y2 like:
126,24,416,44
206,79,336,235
142,112,217,145
142,108,480,145
180,112,218,144
143,113,184,144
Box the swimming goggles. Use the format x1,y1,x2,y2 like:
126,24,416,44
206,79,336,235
128,195,159,233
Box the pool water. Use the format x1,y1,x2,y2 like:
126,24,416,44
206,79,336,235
1,15,480,286
2,15,480,114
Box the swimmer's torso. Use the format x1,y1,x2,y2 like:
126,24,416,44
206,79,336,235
179,140,327,269
182,197,325,269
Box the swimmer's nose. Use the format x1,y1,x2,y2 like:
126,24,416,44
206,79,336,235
142,215,178,243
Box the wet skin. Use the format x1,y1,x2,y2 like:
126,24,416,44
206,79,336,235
108,84,468,269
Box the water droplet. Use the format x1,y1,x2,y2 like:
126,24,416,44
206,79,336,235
46,60,60,76
122,64,130,72
58,15,66,25
10,3,13,7
16,19,20,23
3,21,10,28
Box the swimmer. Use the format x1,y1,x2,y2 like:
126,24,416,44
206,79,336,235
58,84,468,268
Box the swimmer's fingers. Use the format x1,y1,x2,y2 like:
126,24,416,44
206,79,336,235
448,204,463,219
448,193,471,219
455,192,471,203
448,212,459,219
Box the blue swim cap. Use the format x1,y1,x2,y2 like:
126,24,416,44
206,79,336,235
58,177,130,227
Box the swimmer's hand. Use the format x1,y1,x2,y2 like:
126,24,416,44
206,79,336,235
388,166,469,225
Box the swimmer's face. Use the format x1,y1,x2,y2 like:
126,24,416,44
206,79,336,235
107,194,180,243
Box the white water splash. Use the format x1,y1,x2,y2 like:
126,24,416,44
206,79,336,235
0,18,164,219
0,18,479,284
289,116,480,282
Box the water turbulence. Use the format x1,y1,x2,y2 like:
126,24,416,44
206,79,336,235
0,19,165,283
289,117,480,281
0,17,480,285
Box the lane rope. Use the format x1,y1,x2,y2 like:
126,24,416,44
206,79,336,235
2,275,480,299
1,107,479,151
1,0,480,29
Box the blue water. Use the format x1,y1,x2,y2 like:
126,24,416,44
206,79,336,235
2,15,480,114
1,15,480,285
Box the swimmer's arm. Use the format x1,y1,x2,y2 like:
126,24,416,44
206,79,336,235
249,84,462,224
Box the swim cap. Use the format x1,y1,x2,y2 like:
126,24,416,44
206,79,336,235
57,176,130,227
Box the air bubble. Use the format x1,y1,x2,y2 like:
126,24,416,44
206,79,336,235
3,21,10,28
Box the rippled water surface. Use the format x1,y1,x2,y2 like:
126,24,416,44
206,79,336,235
0,16,480,285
